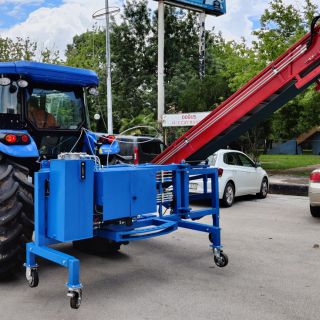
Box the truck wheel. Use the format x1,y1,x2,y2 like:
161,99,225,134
0,159,34,278
73,237,121,255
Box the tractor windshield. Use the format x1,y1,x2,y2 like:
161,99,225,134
28,87,84,130
0,82,20,114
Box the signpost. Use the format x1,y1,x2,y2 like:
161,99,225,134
162,112,210,127
155,0,226,15
156,0,226,130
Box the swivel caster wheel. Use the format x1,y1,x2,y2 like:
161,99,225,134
26,268,39,288
213,251,228,268
68,289,82,309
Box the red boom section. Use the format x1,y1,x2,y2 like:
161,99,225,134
153,26,320,165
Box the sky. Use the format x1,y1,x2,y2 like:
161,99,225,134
0,0,317,58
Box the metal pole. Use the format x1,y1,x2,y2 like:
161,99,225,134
198,12,206,79
157,0,165,125
105,0,113,134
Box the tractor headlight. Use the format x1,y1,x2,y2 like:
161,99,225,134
88,87,99,96
0,77,11,86
17,79,29,88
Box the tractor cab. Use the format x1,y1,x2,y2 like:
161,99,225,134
0,61,110,171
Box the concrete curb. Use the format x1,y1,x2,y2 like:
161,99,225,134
269,182,308,197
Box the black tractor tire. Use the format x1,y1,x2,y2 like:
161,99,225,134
0,159,34,279
73,237,121,256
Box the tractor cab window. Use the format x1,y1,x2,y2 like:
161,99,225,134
28,88,84,130
0,82,20,114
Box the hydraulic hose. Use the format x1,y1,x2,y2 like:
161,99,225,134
307,15,320,49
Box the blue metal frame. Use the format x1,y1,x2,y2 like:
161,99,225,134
26,161,222,291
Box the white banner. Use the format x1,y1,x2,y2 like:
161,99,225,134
162,112,210,127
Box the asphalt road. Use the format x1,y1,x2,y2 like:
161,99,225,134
1,194,320,320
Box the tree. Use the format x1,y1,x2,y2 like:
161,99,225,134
66,0,230,134
0,36,60,63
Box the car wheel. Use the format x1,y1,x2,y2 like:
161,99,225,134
256,177,268,199
221,182,235,207
310,205,320,218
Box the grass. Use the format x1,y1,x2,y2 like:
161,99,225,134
259,154,320,172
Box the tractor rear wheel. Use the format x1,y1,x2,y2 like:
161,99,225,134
0,159,34,279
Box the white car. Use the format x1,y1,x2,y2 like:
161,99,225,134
189,149,269,207
309,169,320,217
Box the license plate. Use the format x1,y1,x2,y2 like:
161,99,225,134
190,183,198,190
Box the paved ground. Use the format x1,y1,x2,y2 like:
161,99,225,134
1,194,320,320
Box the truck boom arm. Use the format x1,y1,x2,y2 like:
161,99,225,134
153,18,320,164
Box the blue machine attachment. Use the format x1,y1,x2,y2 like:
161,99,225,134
26,154,228,309
82,131,120,156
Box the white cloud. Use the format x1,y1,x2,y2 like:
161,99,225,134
0,0,318,58
205,0,312,44
0,0,112,56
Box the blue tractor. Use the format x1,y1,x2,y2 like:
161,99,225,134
0,61,119,277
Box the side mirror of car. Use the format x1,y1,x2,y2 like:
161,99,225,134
255,161,261,168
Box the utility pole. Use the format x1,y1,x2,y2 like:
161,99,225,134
105,0,113,134
93,3,116,134
198,12,206,79
157,0,165,127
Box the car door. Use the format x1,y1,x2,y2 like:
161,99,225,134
235,153,259,194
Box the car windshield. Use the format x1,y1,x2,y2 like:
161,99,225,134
0,83,20,114
28,88,84,129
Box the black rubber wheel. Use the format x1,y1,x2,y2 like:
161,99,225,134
27,269,39,288
214,252,228,268
70,289,82,309
0,159,34,279
310,205,320,218
221,182,235,207
256,177,268,199
73,237,121,255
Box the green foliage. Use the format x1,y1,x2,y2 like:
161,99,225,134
260,154,320,171
65,0,230,133
256,0,320,142
0,36,60,63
